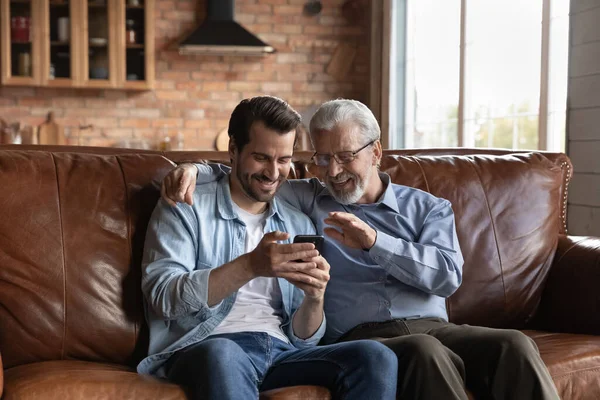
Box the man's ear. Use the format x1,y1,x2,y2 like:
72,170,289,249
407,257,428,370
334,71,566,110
372,140,383,167
228,137,236,164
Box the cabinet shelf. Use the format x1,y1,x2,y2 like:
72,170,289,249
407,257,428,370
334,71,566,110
1,0,154,89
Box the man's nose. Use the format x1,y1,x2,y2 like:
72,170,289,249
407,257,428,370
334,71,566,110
327,159,343,177
264,161,279,181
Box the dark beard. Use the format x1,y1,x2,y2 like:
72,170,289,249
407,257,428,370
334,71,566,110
236,164,281,203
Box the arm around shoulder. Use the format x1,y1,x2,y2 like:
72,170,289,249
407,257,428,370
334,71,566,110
194,163,230,184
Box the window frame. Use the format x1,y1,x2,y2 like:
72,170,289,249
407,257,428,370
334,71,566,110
371,0,561,151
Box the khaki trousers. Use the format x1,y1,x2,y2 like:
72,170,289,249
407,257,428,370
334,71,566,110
338,318,559,400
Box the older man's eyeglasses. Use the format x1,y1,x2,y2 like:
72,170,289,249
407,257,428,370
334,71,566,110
312,140,376,167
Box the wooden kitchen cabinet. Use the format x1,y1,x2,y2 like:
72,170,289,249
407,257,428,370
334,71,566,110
119,0,155,90
42,0,80,87
1,0,43,86
1,0,154,89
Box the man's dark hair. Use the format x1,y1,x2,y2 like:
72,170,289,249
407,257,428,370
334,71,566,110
228,96,302,151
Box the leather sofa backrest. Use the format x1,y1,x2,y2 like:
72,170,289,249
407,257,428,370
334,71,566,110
0,151,174,369
0,147,572,371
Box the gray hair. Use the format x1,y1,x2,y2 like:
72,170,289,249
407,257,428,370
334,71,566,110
308,99,380,145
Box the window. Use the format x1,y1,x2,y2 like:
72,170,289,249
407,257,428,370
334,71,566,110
388,0,569,151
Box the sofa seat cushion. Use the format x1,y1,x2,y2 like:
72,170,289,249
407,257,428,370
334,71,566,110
524,330,600,400
3,360,185,400
3,360,330,400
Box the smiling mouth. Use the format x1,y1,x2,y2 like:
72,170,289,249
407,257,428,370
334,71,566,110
331,178,352,189
255,177,278,190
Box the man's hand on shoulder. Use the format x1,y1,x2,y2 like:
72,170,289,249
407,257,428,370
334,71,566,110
161,163,198,206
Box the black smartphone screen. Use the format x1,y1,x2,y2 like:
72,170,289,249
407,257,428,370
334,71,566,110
293,235,324,253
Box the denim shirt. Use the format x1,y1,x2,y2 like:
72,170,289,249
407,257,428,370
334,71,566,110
194,164,464,344
137,175,324,377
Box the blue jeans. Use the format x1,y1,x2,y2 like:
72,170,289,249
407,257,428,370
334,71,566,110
166,332,398,400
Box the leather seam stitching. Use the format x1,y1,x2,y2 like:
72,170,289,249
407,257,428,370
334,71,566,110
560,160,571,235
552,366,600,380
466,156,507,312
51,153,68,360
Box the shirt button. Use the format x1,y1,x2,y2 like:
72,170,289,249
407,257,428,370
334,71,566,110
379,276,385,282
384,301,390,307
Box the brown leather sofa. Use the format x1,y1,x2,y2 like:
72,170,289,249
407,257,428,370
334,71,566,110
0,145,598,400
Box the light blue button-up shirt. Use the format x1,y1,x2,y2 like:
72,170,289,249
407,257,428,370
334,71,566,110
137,175,324,377
195,164,463,344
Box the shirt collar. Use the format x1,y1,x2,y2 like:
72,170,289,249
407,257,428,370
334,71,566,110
377,173,400,213
316,172,399,213
216,175,285,222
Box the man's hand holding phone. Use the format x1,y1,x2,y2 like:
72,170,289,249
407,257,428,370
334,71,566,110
290,235,329,299
247,231,319,277
246,232,329,299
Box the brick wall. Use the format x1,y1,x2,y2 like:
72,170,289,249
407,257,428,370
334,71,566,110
566,0,600,236
0,0,370,149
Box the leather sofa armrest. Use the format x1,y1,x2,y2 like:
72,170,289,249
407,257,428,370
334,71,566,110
532,235,600,335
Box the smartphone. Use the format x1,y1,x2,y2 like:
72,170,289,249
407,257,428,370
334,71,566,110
293,235,324,253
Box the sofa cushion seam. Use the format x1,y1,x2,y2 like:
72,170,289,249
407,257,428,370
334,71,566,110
551,366,600,380
115,156,137,357
50,152,68,360
465,156,507,312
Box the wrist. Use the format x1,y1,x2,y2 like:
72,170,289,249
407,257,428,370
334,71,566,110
189,163,199,179
237,253,257,281
303,293,325,306
364,229,377,251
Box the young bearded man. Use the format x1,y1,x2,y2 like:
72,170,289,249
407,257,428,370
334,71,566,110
137,96,398,400
162,99,559,400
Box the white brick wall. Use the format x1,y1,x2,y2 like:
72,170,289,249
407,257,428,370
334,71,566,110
567,0,600,235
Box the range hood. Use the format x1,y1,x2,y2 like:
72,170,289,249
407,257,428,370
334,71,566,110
179,0,275,56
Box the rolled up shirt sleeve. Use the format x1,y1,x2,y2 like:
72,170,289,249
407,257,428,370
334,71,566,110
285,286,326,348
288,311,327,348
142,198,217,320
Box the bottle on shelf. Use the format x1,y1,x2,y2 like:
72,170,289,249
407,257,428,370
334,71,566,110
126,19,137,45
157,128,171,151
57,17,70,43
18,52,31,76
175,131,184,150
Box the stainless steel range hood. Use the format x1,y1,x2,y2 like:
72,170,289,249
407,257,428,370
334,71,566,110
179,0,275,56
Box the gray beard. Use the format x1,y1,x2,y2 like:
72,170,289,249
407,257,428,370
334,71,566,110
326,168,371,205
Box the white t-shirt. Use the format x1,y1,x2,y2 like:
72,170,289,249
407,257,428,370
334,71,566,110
209,202,289,343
